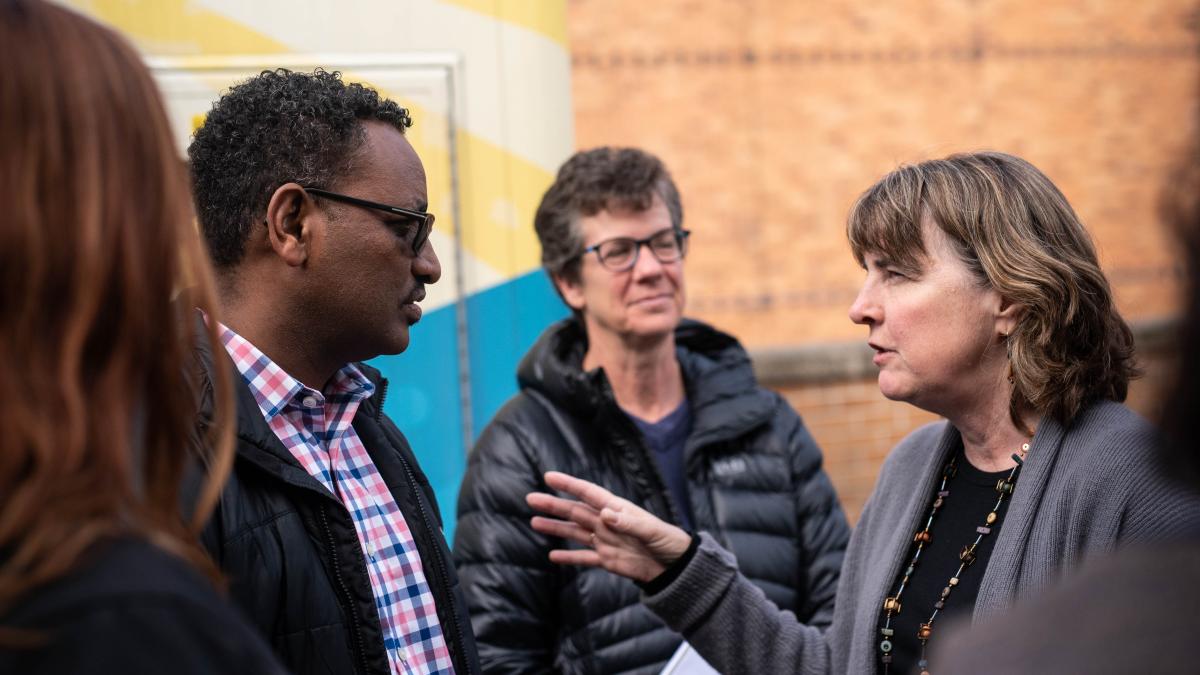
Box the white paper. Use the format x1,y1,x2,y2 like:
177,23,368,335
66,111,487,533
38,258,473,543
660,641,721,675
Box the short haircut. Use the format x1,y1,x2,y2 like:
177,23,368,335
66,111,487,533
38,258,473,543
188,68,412,268
534,146,683,283
847,151,1138,426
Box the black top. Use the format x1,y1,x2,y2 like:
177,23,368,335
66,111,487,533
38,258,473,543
0,537,285,675
886,448,1015,674
630,398,695,530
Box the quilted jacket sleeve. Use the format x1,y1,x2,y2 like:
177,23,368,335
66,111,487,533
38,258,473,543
778,396,850,629
453,408,561,675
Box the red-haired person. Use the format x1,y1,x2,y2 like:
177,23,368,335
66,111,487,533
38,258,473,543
0,2,283,673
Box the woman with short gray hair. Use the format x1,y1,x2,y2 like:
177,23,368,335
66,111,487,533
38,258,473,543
456,146,850,674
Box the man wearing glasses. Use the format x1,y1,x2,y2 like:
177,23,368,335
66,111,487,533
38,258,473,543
188,69,479,675
454,147,850,674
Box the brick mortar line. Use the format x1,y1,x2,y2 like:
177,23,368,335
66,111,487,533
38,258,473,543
571,43,1199,69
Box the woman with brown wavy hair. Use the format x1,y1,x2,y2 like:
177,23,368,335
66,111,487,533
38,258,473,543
526,151,1200,675
0,2,282,672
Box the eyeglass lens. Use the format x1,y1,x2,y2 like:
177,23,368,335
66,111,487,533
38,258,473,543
412,216,433,255
596,229,687,270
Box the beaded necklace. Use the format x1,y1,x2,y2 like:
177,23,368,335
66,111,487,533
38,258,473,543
877,442,1029,675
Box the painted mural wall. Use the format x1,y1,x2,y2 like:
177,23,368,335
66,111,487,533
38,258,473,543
64,0,575,538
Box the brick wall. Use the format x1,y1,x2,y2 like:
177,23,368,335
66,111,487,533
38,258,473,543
568,0,1197,345
567,0,1196,523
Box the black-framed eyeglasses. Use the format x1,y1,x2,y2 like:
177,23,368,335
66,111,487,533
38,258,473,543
579,227,691,272
303,187,434,255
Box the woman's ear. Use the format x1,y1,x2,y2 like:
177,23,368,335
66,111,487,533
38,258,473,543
554,272,586,312
995,294,1024,337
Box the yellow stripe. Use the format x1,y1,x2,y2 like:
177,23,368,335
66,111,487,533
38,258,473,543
440,0,567,48
69,0,289,54
68,1,552,279
378,90,551,279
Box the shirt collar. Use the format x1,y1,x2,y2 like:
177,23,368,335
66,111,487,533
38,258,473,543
217,323,374,421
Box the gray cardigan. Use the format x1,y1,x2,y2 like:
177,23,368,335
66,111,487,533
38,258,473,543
644,400,1200,675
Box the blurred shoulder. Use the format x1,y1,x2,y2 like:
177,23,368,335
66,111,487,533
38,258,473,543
1060,400,1159,473
1068,399,1154,441
1,538,283,674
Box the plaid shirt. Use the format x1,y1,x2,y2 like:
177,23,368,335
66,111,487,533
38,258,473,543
219,325,454,675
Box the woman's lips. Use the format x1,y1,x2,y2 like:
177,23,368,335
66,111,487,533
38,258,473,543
869,343,893,366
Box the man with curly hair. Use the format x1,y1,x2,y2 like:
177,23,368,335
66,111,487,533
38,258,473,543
188,69,479,675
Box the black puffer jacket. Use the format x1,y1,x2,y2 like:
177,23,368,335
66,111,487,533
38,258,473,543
195,337,480,675
454,318,850,675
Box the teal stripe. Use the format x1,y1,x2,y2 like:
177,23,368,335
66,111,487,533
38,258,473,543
466,270,569,435
369,269,566,541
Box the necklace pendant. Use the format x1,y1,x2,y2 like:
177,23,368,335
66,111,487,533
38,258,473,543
959,545,977,566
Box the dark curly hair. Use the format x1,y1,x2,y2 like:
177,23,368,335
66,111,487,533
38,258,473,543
188,68,412,268
534,146,683,283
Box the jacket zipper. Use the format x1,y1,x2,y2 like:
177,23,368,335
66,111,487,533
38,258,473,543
319,504,374,675
596,376,682,527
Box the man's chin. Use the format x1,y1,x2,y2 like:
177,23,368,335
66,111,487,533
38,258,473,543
361,329,411,360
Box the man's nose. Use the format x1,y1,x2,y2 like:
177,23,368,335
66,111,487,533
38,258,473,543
414,239,441,284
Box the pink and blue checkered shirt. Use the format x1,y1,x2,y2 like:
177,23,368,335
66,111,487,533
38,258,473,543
219,324,454,675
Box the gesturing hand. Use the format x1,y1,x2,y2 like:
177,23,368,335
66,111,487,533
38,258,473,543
526,471,693,583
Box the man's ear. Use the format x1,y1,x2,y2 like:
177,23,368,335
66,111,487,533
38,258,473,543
553,271,586,311
264,183,316,267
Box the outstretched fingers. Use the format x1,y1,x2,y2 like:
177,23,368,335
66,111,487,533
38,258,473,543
526,491,602,530
547,548,603,567
543,471,621,511
529,515,592,547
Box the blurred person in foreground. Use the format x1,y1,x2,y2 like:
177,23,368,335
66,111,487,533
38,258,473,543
188,70,478,674
931,140,1200,674
0,1,283,673
528,151,1200,675
454,147,849,674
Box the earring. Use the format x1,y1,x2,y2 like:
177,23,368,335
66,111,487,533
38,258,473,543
1001,332,1015,384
